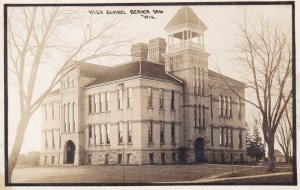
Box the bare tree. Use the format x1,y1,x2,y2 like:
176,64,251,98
276,105,292,163
7,7,133,183
225,13,292,170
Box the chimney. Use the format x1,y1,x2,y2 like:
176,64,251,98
131,43,148,62
148,37,166,64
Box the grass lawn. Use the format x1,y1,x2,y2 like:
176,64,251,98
11,163,294,185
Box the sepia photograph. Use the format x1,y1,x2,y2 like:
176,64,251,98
2,0,297,187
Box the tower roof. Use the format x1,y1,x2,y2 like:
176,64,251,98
165,6,207,32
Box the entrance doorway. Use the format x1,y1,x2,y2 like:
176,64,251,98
194,138,205,162
65,140,75,164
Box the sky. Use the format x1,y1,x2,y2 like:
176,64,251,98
6,4,293,154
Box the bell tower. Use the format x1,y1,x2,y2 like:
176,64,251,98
164,6,210,162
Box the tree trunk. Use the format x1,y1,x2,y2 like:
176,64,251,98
8,113,30,184
285,152,290,163
267,137,276,171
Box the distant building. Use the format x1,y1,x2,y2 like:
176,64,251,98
40,6,247,165
274,149,285,163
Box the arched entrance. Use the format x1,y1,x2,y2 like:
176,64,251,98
65,140,75,164
194,138,205,162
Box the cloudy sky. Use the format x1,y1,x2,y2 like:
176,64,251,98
7,4,293,153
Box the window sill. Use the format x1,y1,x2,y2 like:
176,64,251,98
159,108,164,110
148,107,154,109
170,109,175,112
127,142,133,145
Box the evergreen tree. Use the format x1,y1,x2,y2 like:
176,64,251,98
247,120,265,162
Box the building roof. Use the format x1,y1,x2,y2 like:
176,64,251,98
165,6,207,31
79,62,110,77
208,70,245,86
86,61,182,87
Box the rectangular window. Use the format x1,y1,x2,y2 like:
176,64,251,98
95,94,100,113
238,98,241,119
51,156,55,164
148,87,153,108
159,89,164,109
101,124,105,144
118,122,123,144
231,128,233,148
161,153,166,164
106,124,110,144
88,95,93,114
44,131,48,147
219,95,222,116
106,92,110,111
128,88,133,108
198,68,201,94
72,103,75,131
127,154,131,164
239,129,243,148
211,127,214,146
225,128,228,145
194,67,197,94
88,125,92,145
198,105,202,127
171,122,175,145
117,154,123,164
172,152,177,163
220,127,224,146
92,95,96,113
127,121,132,143
44,156,47,165
149,153,154,164
95,124,99,145
52,102,55,119
202,68,205,94
225,96,228,117
229,97,232,117
202,105,205,127
171,90,175,110
68,103,71,132
194,105,197,127
118,89,123,109
148,121,153,143
105,154,109,164
100,93,105,112
222,96,226,117
210,94,213,118
52,129,55,147
160,122,165,144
